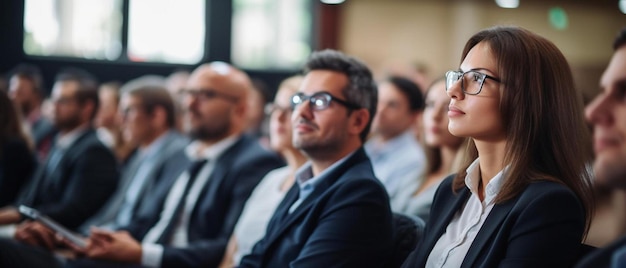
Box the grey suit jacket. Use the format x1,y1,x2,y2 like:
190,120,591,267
79,131,188,233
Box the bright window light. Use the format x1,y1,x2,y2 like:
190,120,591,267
232,0,312,70
320,0,345,4
128,0,205,64
495,0,519,9
23,0,123,60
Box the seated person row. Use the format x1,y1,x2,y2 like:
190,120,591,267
0,62,284,268
0,68,119,239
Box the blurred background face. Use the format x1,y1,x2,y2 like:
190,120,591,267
183,71,236,141
423,80,462,148
586,46,626,188
9,76,37,115
119,94,151,145
95,87,120,129
50,80,82,131
371,81,416,140
246,87,266,134
269,86,295,153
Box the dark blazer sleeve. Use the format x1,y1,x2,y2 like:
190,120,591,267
159,145,284,268
493,184,585,268
36,141,119,229
0,139,37,207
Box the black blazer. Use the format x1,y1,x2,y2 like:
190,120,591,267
239,148,394,268
0,137,36,207
402,175,585,268
123,135,284,268
17,129,119,230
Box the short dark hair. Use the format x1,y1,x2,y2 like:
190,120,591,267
303,49,377,142
614,27,626,50
386,76,425,112
125,85,177,128
55,67,100,120
9,63,45,98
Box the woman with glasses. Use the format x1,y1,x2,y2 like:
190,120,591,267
401,26,593,267
219,75,307,268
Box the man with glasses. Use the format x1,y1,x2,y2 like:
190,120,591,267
239,49,393,267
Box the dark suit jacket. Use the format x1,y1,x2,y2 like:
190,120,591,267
575,235,626,268
239,148,393,268
17,128,119,230
122,135,284,268
0,137,37,207
401,175,585,268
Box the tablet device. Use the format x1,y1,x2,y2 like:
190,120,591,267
18,205,87,249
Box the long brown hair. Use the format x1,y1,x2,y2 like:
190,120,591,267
0,90,32,159
452,26,594,231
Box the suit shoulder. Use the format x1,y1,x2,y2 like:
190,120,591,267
233,138,283,165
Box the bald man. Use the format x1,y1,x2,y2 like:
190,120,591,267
0,62,285,268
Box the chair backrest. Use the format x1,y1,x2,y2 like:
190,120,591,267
387,213,425,268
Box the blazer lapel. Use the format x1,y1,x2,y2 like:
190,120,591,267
461,197,516,267
418,186,471,263
259,149,369,253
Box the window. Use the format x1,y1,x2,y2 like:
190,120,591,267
127,0,205,64
23,0,206,64
232,0,312,70
24,0,123,60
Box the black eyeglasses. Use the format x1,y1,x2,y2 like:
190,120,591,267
290,91,360,111
180,89,239,102
445,70,501,95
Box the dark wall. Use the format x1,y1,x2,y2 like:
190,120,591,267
0,0,296,97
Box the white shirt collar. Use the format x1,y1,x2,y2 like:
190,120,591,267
184,134,240,162
464,158,509,205
55,126,88,150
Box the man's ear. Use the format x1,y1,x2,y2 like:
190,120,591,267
151,106,167,128
348,109,370,137
82,100,96,123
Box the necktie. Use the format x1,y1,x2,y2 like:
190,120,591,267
156,159,207,244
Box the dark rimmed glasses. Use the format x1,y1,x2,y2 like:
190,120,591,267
445,70,501,95
290,91,360,111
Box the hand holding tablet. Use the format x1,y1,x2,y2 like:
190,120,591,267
18,205,87,249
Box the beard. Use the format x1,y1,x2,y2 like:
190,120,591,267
187,116,231,141
594,155,626,189
293,128,347,159
54,113,82,132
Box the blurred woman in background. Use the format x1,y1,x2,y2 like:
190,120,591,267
393,78,466,223
0,90,36,207
219,75,307,268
